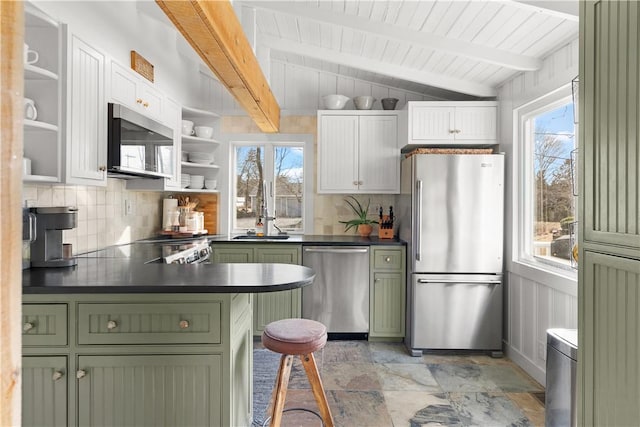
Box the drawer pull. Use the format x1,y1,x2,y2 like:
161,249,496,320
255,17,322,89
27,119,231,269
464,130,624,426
23,322,35,332
385,256,391,262
179,320,190,329
106,320,118,330
76,370,87,379
52,371,64,381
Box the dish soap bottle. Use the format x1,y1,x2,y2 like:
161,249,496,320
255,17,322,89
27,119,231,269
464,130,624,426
256,217,264,237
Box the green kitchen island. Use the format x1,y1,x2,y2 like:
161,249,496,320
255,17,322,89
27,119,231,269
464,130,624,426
22,259,315,427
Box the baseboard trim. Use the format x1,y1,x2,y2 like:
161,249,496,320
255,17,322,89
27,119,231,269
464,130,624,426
506,344,547,387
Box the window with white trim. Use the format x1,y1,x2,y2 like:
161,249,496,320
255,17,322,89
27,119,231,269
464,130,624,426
232,141,306,234
517,89,577,271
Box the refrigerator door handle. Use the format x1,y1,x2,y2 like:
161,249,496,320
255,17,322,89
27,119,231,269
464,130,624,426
417,279,502,285
415,179,423,261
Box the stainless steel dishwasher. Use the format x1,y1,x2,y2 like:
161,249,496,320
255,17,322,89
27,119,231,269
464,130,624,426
302,246,370,335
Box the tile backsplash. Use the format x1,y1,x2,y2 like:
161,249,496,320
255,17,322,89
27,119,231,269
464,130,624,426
23,179,164,254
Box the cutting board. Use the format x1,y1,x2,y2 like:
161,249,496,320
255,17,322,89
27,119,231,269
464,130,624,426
172,193,218,234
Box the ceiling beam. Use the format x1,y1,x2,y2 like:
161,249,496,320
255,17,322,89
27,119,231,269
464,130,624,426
155,0,280,132
261,35,496,97
241,1,542,71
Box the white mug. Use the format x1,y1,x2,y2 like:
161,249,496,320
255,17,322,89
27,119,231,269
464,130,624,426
24,43,39,65
181,120,194,136
24,98,37,121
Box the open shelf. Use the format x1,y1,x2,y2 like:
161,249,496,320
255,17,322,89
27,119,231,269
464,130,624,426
181,106,221,119
174,188,219,193
23,174,59,183
182,135,221,145
24,64,59,80
181,162,220,170
24,119,58,132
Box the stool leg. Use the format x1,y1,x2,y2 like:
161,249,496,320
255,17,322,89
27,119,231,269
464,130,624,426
300,353,335,427
268,354,293,427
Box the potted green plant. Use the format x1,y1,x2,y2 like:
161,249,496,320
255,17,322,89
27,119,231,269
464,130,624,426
339,196,378,237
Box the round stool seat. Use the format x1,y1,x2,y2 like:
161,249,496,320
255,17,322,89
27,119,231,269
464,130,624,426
262,318,328,355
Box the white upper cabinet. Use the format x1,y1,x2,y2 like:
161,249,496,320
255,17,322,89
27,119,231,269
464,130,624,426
408,101,497,145
63,30,107,186
109,61,163,122
23,4,107,186
318,111,400,194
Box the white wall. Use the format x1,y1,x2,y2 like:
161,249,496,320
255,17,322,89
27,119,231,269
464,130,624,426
498,38,579,385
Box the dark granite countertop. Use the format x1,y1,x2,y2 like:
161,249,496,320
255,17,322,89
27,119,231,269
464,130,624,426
23,259,315,294
207,234,405,246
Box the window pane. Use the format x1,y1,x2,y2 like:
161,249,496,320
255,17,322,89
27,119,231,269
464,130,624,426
234,145,265,230
531,102,576,266
274,146,303,231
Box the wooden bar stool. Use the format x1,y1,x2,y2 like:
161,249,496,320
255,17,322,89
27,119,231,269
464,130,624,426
261,318,335,427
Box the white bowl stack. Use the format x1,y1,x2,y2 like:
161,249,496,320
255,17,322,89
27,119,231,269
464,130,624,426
181,173,190,188
204,179,217,190
188,151,214,165
189,174,204,189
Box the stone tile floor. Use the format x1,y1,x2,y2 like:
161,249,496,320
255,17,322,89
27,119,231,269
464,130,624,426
253,340,545,427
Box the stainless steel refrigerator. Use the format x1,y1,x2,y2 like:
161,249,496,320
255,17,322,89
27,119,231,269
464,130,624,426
398,153,504,356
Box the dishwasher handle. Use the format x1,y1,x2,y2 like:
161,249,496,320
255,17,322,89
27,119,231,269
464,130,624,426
304,247,369,254
417,279,502,285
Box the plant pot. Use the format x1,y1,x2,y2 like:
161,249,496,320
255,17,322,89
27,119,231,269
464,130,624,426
357,224,373,237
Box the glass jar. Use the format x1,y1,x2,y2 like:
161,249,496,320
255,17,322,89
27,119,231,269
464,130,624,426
178,207,191,227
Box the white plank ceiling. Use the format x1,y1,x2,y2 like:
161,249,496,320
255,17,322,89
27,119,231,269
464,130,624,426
239,0,579,99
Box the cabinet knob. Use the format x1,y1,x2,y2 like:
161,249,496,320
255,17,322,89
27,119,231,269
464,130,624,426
385,256,391,262
23,322,35,332
455,129,461,134
179,320,190,329
76,370,87,379
353,181,358,186
98,165,107,172
52,371,64,381
449,129,456,134
136,98,143,104
143,102,149,108
106,320,118,330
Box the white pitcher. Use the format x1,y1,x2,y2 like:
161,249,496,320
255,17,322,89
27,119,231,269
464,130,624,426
24,98,37,121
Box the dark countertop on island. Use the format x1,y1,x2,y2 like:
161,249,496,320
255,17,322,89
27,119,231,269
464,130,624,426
23,260,315,294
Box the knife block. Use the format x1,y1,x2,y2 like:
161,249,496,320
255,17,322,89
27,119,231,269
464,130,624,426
378,215,394,239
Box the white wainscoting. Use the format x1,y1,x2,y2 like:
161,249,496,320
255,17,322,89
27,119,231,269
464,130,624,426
498,38,579,386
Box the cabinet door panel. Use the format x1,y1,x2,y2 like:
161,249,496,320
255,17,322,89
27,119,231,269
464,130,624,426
358,116,399,193
110,61,138,108
212,246,253,263
454,106,497,140
411,106,454,141
370,272,405,337
77,354,222,426
319,115,359,192
140,83,163,121
67,34,106,184
22,356,68,427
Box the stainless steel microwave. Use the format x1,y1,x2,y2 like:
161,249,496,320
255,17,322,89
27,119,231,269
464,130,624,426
107,103,174,179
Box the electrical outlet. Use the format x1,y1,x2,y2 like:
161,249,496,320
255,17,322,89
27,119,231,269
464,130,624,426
124,199,134,216
538,342,546,361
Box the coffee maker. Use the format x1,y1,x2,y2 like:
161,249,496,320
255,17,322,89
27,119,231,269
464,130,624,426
29,206,78,267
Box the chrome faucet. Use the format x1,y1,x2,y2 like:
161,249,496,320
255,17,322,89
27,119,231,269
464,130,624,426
261,180,276,236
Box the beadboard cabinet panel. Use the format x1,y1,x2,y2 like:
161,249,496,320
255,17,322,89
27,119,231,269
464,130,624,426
64,31,107,185
22,356,68,427
369,246,406,339
579,1,640,425
318,115,359,192
77,354,222,426
358,116,399,193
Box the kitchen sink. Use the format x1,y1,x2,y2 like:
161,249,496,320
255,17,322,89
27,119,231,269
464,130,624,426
232,235,290,240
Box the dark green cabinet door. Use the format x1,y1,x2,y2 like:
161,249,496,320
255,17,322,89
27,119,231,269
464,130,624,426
22,356,68,427
77,354,222,426
253,246,302,334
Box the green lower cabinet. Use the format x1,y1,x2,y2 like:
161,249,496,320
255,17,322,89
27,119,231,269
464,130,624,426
22,356,68,427
211,244,302,335
370,246,406,339
77,354,222,426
